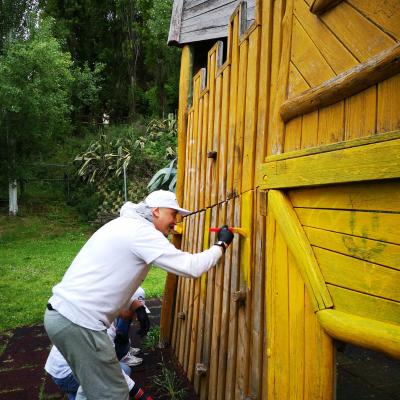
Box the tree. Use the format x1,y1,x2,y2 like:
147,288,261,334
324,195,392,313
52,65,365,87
144,0,180,117
0,0,31,53
40,0,180,121
0,14,104,213
0,16,73,181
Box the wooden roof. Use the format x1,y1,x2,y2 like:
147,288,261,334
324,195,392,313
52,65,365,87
168,0,255,46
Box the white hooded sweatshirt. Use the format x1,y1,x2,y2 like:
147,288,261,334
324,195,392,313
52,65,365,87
49,202,222,330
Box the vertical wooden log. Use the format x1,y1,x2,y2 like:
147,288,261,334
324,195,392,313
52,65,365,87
218,67,231,203
242,28,261,192
233,39,248,195
199,205,219,400
178,216,193,365
216,198,234,399
183,111,193,210
225,196,241,399
195,92,205,211
255,0,274,186
199,92,209,210
188,110,195,211
171,275,182,354
188,212,204,381
268,0,294,155
211,73,223,206
235,190,254,399
206,48,217,208
183,214,199,373
208,202,227,399
249,189,266,398
191,73,201,212
226,14,239,199
172,218,188,356
159,45,193,346
194,208,211,392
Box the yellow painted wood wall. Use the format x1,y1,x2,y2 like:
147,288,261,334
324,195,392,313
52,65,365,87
164,0,400,399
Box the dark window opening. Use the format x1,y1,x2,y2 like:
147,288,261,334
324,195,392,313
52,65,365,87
335,341,400,400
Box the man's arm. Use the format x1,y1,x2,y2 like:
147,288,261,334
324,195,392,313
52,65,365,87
153,226,234,278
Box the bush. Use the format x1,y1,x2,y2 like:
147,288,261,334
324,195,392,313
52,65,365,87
71,118,177,220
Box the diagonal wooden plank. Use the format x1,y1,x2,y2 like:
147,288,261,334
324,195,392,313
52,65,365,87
268,190,333,311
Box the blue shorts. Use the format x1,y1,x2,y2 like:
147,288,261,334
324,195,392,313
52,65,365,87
51,372,79,400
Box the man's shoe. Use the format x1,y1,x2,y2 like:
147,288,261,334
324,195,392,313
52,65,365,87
129,347,141,356
123,353,143,367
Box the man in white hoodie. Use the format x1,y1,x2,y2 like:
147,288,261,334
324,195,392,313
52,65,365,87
44,190,234,400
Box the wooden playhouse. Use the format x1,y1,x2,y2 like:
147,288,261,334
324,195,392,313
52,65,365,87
159,0,400,398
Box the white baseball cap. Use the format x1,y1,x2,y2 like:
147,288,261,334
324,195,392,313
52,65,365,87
145,190,191,216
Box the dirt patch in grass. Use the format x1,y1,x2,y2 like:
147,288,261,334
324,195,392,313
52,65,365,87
0,299,198,400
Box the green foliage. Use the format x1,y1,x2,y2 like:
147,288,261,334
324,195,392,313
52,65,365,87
0,0,32,52
153,356,187,400
71,117,177,219
143,0,180,116
145,114,177,160
41,0,180,120
71,62,104,130
142,326,160,350
147,159,177,192
0,13,103,188
141,267,167,298
0,15,73,179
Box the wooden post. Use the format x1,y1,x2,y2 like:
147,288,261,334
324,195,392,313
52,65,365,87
159,45,193,347
9,180,18,216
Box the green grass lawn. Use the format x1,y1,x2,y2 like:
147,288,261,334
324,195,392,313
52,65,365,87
0,205,166,332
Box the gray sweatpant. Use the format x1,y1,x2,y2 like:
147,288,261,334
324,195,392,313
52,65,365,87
44,308,129,400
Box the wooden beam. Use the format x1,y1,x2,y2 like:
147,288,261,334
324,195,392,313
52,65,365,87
168,0,184,46
309,0,343,15
264,130,400,162
317,309,400,359
259,136,400,189
268,190,333,311
280,42,400,122
159,45,193,347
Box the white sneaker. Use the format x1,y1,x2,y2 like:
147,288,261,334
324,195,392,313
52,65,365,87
122,353,143,367
129,347,141,356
